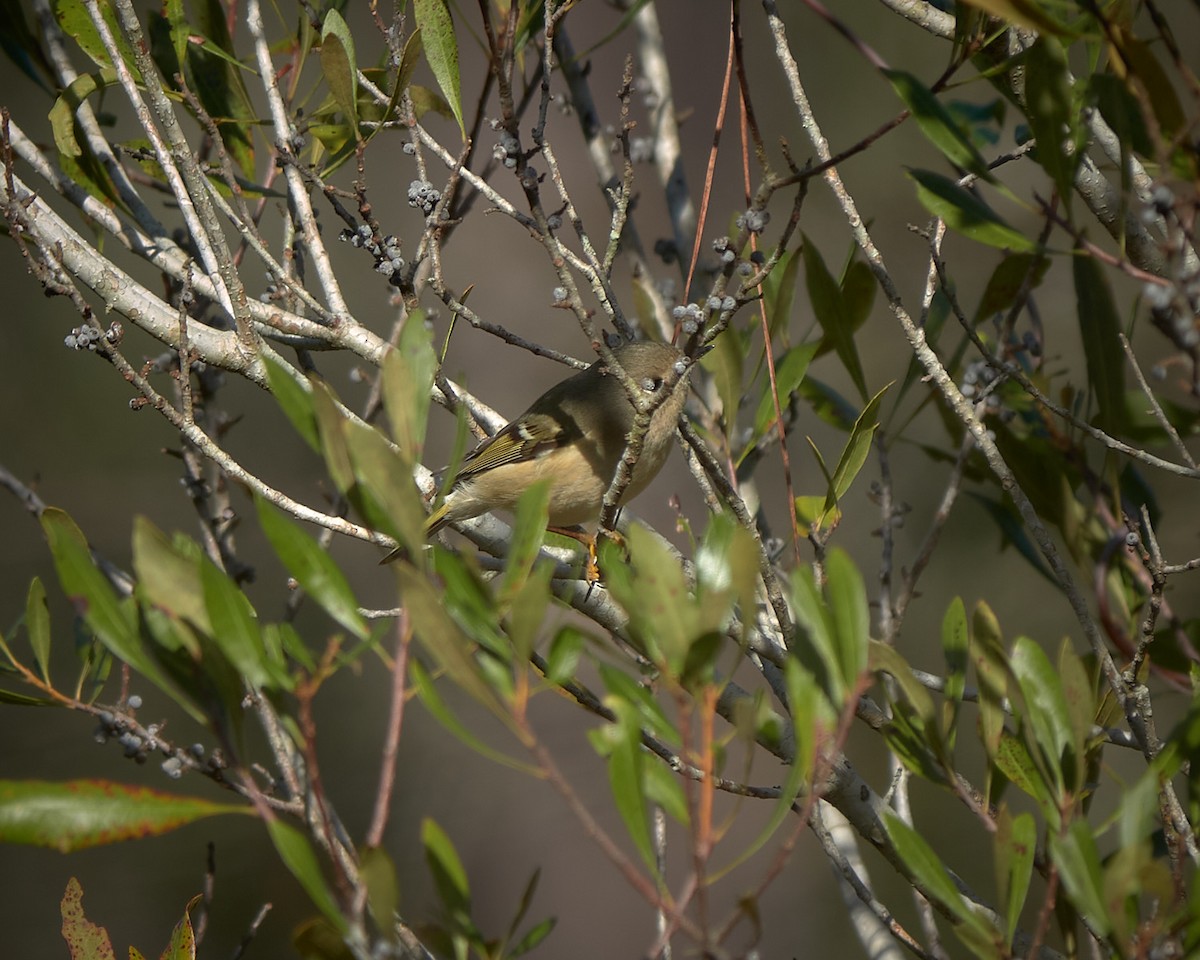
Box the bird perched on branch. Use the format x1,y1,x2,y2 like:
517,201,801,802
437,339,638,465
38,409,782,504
382,339,694,562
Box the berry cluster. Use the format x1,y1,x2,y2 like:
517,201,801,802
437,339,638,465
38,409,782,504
93,704,222,781
492,130,520,169
407,179,441,214
64,322,122,351
737,208,770,235
339,225,406,286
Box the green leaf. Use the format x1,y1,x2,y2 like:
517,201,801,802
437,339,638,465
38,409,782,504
821,384,889,520
359,846,400,938
255,498,367,639
26,577,51,683
132,517,209,632
409,661,535,773
595,702,655,870
164,0,188,78
957,0,1071,36
908,169,1034,252
751,342,819,443
1113,31,1184,140
0,689,58,706
60,877,116,960
598,664,680,748
825,549,869,690
509,916,555,957
382,313,436,464
974,253,1049,323
267,818,347,932
716,659,824,880
791,568,843,706
884,810,999,943
1073,251,1126,433
39,510,197,715
884,69,991,179
764,246,801,341
0,779,249,852
1024,36,1077,211
393,562,510,719
602,526,695,672
641,760,689,826
941,596,968,752
1011,635,1073,800
262,352,320,451
320,9,359,137
803,236,868,400
995,808,1036,948
701,327,745,429
994,732,1053,812
506,554,553,663
49,68,117,157
1089,73,1153,160
542,627,584,686
310,378,356,493
412,0,463,135
1049,819,1111,936
1056,637,1092,793
158,895,200,960
200,560,285,692
341,416,426,558
422,817,472,920
184,0,256,177
395,28,424,101
870,641,937,730
695,513,758,640
53,0,139,73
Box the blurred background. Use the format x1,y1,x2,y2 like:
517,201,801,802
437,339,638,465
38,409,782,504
2,1,1196,956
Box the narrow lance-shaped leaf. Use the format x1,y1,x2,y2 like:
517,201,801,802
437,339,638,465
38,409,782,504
26,576,51,683
413,0,463,135
0,779,249,852
39,509,187,710
49,68,117,157
825,549,870,692
267,819,347,933
359,846,400,937
422,817,472,923
381,312,436,464
255,497,367,639
1024,36,1077,212
132,517,209,632
261,351,320,451
941,596,968,752
594,701,656,871
883,810,1001,944
408,660,537,773
1072,251,1126,433
995,807,1036,947
750,342,819,446
958,0,1071,36
320,9,359,137
714,659,828,880
821,383,890,521
908,169,1035,252
199,560,285,692
1010,635,1073,801
885,69,991,180
803,236,868,400
185,0,256,176
1049,819,1112,936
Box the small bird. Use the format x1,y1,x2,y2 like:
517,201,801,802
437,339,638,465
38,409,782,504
393,339,693,553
